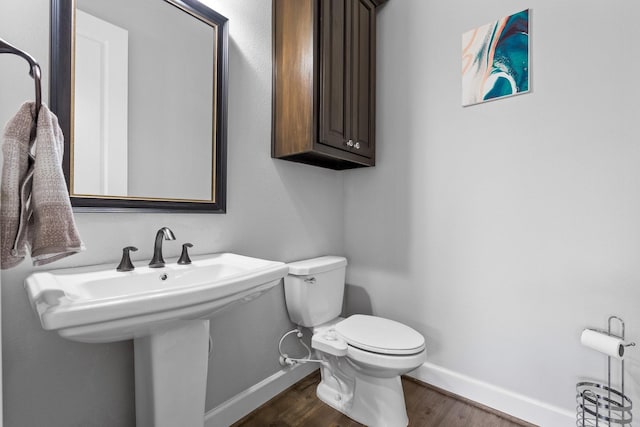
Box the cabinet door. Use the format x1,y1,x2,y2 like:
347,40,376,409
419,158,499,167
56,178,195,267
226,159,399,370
350,0,376,159
319,0,351,151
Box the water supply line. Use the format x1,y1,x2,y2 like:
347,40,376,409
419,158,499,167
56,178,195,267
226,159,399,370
278,328,349,409
278,328,323,366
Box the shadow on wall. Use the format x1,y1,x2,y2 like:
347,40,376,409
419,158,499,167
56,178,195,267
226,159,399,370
270,160,346,262
344,282,445,356
344,283,373,316
343,1,417,279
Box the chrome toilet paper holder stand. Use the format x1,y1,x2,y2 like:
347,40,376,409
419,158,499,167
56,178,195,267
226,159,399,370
577,316,635,426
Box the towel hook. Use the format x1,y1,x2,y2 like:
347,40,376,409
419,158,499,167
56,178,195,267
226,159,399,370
0,37,42,120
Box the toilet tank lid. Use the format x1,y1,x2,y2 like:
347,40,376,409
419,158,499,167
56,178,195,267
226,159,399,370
288,256,347,275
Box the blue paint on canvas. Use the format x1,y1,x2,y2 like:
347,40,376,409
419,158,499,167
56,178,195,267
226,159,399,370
462,9,530,106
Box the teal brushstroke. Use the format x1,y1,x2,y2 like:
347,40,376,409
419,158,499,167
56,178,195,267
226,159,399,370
484,9,529,101
485,76,515,99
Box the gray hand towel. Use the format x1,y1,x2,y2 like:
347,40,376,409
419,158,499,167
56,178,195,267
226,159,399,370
1,102,34,268
1,102,84,269
30,104,84,265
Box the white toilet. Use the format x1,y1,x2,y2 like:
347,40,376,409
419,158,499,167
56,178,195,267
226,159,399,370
284,256,427,427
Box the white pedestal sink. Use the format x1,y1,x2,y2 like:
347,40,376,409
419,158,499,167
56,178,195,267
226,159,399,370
25,253,288,427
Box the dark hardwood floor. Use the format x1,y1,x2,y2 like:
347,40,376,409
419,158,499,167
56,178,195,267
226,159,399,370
232,371,537,427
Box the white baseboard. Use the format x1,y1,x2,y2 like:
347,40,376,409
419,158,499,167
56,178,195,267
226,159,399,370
204,360,573,426
408,362,574,427
205,362,318,427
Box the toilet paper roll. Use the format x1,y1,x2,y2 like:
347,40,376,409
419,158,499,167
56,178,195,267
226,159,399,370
581,329,625,360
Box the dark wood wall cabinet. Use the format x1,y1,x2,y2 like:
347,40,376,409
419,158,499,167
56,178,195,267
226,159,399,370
272,0,387,170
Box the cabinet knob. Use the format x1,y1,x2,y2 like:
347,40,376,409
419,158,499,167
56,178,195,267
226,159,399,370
346,140,354,147
354,142,361,150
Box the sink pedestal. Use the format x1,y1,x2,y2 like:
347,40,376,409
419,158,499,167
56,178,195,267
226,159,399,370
134,319,210,427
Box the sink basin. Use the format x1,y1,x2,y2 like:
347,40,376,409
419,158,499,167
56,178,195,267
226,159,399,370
25,252,288,427
25,252,288,343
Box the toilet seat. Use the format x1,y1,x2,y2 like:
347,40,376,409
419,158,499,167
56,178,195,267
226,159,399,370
346,343,427,373
334,315,425,355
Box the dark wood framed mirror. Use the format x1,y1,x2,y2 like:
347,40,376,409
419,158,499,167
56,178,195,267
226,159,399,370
50,0,228,212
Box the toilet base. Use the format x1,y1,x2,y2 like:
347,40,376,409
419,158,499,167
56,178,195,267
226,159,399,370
316,365,409,427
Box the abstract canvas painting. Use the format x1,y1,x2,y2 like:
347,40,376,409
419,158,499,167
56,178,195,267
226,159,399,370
462,9,529,106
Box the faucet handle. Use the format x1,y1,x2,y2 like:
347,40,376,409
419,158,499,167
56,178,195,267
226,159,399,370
116,246,138,272
177,243,193,265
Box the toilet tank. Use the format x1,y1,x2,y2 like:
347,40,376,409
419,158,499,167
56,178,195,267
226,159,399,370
284,256,347,327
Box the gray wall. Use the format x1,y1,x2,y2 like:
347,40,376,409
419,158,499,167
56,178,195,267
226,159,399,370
344,0,640,416
0,0,344,425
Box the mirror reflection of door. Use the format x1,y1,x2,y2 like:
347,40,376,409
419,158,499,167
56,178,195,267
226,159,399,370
75,9,129,196
74,0,215,201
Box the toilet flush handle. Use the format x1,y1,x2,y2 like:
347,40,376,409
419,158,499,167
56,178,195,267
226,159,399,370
304,277,316,284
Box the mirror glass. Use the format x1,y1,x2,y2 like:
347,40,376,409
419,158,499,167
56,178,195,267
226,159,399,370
51,0,228,212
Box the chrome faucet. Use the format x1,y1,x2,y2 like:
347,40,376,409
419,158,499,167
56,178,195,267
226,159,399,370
149,227,176,268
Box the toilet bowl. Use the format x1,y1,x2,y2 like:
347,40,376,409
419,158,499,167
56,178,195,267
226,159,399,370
284,256,426,427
